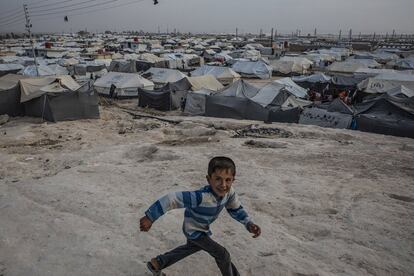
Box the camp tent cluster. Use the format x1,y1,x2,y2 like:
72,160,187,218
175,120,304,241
1,32,414,138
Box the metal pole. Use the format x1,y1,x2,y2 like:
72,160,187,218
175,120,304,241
23,4,39,76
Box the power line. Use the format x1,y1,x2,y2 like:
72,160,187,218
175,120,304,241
0,13,25,25
30,0,106,13
0,6,21,17
29,0,85,10
0,17,26,28
0,9,24,22
32,0,145,21
31,0,120,17
28,0,77,9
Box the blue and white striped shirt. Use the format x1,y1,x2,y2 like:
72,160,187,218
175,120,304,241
145,185,252,239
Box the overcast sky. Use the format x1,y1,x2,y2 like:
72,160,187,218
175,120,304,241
1,0,413,34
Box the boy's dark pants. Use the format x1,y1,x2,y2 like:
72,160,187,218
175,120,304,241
156,235,240,276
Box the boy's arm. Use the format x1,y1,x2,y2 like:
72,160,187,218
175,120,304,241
226,189,261,238
225,189,252,228
144,191,202,223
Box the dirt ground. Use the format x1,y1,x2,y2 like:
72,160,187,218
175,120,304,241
0,103,413,276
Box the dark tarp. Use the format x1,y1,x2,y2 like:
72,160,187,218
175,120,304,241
109,60,137,73
184,93,207,115
0,82,24,116
164,77,192,92
219,79,259,98
138,89,171,111
299,107,353,129
356,115,414,138
316,98,354,115
0,68,21,77
268,107,301,123
24,81,100,122
331,74,368,89
135,60,169,72
137,77,191,111
354,94,414,138
205,95,269,121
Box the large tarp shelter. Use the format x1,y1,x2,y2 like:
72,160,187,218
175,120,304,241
0,74,27,116
299,107,353,129
0,64,24,77
354,94,414,138
386,85,414,98
299,98,354,129
219,79,259,98
186,75,224,91
19,75,80,103
143,68,187,85
357,72,414,93
137,78,192,111
19,64,69,76
231,60,272,79
274,78,308,98
94,72,154,97
270,56,313,75
23,80,100,122
138,89,171,111
184,89,215,116
108,60,137,73
205,95,269,121
190,65,241,85
292,73,331,93
327,61,373,74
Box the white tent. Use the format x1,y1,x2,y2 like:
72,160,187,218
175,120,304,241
327,61,367,73
292,73,331,83
271,56,313,75
19,75,81,103
94,72,154,97
143,68,187,85
19,64,69,76
358,72,414,94
232,60,272,79
191,65,240,85
274,78,308,98
186,75,224,91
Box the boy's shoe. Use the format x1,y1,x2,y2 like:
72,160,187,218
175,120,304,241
146,261,166,276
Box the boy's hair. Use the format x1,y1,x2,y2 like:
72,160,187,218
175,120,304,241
208,156,236,176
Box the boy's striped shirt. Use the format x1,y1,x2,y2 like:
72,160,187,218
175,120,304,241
145,185,252,239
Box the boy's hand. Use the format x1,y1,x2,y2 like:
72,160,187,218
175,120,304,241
248,223,261,238
140,215,153,232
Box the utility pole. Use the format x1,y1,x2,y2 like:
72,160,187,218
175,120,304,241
235,27,238,39
314,28,317,37
23,4,39,76
270,27,274,51
338,29,342,41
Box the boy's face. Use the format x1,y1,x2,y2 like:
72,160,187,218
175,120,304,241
207,169,235,197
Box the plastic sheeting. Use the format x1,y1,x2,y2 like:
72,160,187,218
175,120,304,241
231,60,272,79
219,79,259,98
358,72,414,93
24,81,100,122
299,107,353,129
143,68,187,84
19,75,81,103
186,75,223,91
205,96,269,121
94,72,154,97
191,65,240,85
138,90,171,111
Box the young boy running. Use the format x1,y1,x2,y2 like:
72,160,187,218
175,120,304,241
140,156,261,276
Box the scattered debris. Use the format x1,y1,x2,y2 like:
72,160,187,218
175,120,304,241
244,139,288,149
232,125,293,138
